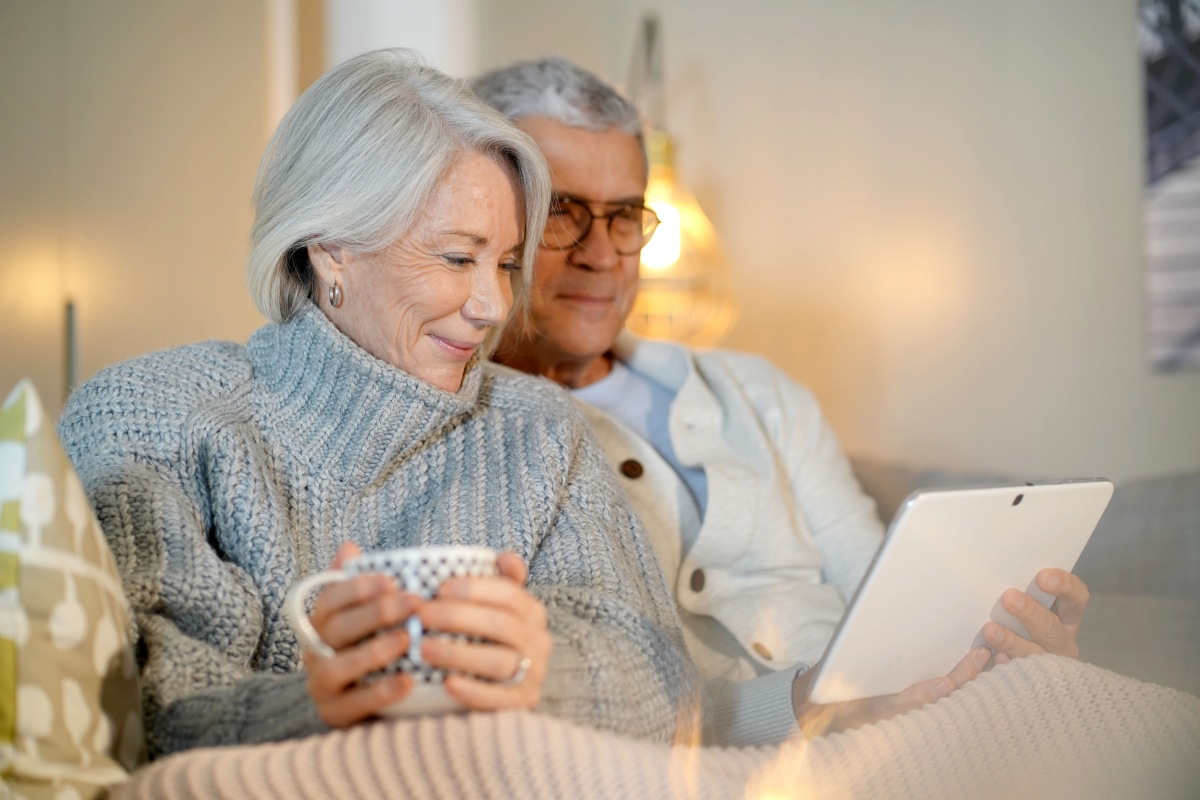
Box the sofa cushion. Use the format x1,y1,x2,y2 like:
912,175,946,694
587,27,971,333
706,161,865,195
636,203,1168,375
0,380,143,798
1072,471,1200,597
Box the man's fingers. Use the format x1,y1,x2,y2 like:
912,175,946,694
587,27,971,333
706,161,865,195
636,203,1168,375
893,676,954,710
1038,568,1089,628
947,646,991,688
998,589,1078,657
983,618,1046,659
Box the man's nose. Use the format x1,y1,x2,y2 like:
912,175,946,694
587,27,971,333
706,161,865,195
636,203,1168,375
567,217,621,272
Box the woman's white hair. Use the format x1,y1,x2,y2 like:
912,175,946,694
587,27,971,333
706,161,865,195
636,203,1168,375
249,47,550,341
471,56,643,138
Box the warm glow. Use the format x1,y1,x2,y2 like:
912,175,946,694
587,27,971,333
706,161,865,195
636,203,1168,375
628,149,737,347
641,199,681,271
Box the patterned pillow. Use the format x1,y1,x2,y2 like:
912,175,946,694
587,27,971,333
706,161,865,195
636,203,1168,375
0,380,143,798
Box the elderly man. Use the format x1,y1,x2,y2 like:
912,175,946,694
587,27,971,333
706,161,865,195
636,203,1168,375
473,57,1090,745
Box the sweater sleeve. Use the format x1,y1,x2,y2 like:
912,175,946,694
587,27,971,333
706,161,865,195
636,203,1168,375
527,420,700,743
58,369,328,758
703,666,805,746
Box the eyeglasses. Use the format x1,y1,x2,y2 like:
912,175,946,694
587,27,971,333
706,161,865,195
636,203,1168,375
540,197,660,255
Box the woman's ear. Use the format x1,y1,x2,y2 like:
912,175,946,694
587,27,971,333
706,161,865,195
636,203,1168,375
307,242,346,290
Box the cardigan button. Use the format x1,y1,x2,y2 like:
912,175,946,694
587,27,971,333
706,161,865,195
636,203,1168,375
752,642,774,661
689,568,705,592
619,459,644,479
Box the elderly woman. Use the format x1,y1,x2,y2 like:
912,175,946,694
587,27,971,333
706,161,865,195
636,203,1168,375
57,49,695,759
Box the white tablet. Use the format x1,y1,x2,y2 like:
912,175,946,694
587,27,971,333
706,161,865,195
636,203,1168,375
805,478,1114,705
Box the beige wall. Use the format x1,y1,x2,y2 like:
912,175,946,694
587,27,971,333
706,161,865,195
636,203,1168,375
3,1,1197,483
0,0,270,411
1,3,65,408
478,0,1200,482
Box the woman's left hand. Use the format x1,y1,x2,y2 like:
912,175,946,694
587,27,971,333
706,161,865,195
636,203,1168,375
417,551,552,710
982,568,1089,664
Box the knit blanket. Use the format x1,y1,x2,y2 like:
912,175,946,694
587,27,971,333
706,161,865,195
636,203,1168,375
112,655,1200,799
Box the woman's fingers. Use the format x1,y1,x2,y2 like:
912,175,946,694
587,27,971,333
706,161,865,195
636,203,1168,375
431,576,548,639
311,669,413,728
330,541,363,569
422,557,551,712
310,576,419,651
304,550,551,721
419,595,551,669
306,628,411,696
496,551,528,585
304,628,414,727
442,657,547,711
419,596,530,645
421,635,530,682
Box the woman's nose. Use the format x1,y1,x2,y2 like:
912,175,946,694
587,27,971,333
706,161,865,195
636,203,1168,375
463,265,513,325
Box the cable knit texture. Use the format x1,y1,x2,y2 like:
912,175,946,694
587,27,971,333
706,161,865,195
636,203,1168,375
109,656,1200,799
57,305,696,758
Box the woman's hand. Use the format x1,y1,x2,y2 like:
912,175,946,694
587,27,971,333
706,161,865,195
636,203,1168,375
418,552,552,711
982,568,1089,665
791,646,992,738
303,542,418,728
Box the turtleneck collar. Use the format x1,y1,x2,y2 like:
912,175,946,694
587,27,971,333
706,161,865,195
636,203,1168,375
245,303,486,486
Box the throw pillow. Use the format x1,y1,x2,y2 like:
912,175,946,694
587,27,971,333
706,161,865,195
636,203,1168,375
0,380,143,799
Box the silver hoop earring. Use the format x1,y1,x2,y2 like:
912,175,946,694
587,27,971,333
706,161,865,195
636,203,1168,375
328,280,343,308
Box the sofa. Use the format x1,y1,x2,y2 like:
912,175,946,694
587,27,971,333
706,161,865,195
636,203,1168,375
4,379,1198,798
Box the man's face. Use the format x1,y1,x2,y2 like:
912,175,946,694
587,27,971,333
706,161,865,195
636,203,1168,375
516,116,648,369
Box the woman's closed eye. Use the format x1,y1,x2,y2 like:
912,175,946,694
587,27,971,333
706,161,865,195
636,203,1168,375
443,254,476,268
443,253,521,273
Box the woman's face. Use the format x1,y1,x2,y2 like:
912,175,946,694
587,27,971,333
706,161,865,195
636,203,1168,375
311,153,525,393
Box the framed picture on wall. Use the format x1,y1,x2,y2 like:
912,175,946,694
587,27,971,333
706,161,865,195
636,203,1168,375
1142,0,1200,370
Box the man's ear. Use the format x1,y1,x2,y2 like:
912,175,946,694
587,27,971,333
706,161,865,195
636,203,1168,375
307,242,346,288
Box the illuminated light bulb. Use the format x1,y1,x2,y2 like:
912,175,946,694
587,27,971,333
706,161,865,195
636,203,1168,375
628,130,737,347
640,198,681,271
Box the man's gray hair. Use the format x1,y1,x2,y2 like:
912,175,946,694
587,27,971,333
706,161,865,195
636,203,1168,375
472,56,642,137
248,47,550,330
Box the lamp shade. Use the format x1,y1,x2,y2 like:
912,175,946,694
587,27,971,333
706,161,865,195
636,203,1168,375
627,130,737,347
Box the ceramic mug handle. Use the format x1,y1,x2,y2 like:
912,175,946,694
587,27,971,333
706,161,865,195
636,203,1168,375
284,569,348,659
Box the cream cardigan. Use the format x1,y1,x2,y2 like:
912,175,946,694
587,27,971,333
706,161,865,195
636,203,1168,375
576,334,884,745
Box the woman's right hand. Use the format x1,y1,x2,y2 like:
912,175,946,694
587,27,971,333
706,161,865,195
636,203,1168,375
302,541,419,728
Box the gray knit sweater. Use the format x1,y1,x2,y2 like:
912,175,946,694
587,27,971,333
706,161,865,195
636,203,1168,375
58,305,697,758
